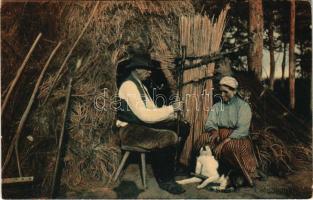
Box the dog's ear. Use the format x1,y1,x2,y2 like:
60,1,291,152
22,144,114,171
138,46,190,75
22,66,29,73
204,145,210,151
205,146,212,155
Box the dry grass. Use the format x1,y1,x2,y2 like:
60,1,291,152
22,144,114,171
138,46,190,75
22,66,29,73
251,127,312,176
289,144,312,170
31,1,194,191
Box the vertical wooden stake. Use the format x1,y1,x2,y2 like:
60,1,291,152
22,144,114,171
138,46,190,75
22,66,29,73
175,45,186,169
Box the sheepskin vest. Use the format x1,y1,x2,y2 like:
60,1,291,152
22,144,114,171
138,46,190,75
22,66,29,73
117,74,147,125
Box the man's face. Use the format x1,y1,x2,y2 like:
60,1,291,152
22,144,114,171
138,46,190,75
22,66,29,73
135,68,152,81
220,85,236,102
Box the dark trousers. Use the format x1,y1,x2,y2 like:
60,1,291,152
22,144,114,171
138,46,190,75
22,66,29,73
118,120,190,182
147,120,190,182
146,120,190,182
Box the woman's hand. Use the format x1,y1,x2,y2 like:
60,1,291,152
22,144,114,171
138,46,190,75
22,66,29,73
208,130,219,144
214,138,231,159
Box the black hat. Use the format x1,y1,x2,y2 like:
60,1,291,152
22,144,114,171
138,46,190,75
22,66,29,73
117,53,159,71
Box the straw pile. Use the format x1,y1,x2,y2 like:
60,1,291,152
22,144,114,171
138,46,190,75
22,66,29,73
179,5,230,165
26,1,194,192
251,128,293,176
251,127,312,176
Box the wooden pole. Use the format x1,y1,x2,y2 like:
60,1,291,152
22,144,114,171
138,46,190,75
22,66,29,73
42,1,99,105
175,46,186,169
2,42,62,174
50,59,81,198
1,33,42,116
289,0,296,110
50,73,73,198
233,154,254,187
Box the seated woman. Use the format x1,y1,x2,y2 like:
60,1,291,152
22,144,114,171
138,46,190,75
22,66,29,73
195,76,257,186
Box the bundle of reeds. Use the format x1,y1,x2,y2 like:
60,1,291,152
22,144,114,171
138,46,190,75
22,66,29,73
179,6,229,165
289,144,312,170
251,127,312,176
251,128,293,176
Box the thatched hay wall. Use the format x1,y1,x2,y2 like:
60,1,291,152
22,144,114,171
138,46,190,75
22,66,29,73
31,1,194,192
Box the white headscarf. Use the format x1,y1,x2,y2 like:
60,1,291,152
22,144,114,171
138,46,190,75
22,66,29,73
219,76,238,89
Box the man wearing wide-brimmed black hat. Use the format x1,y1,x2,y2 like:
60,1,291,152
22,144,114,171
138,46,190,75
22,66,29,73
115,53,190,194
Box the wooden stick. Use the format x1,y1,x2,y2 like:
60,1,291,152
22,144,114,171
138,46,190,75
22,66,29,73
175,45,186,170
233,154,254,186
50,59,81,198
2,42,62,174
2,81,13,99
1,33,42,116
2,176,34,184
42,2,99,105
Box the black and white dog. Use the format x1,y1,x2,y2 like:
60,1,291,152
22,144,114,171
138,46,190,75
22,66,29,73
176,145,230,191
176,145,248,192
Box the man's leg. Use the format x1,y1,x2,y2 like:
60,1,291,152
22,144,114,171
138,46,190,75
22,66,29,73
150,140,185,194
147,120,190,174
149,120,190,140
151,145,176,182
119,123,178,149
119,123,185,194
147,120,190,157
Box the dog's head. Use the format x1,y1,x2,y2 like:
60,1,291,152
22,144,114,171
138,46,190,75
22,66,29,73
199,145,212,156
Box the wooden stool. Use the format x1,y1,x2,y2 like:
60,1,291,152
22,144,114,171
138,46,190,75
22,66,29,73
113,145,149,189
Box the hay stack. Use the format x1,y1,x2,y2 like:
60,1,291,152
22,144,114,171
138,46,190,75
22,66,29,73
30,1,194,192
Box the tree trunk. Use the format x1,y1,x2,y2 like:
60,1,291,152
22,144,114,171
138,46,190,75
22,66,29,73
281,41,287,80
248,0,263,79
299,41,304,78
289,0,296,110
269,8,275,90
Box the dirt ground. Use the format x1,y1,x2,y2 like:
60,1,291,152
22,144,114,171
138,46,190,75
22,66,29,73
63,161,312,199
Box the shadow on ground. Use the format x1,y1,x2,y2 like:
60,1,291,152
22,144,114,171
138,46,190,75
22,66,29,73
63,163,312,199
113,180,144,198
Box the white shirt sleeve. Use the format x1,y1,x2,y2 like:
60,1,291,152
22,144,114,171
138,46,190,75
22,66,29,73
118,80,175,123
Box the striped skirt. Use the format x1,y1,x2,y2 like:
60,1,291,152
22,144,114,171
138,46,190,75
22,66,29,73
195,128,257,185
